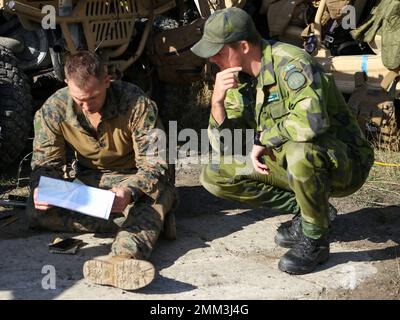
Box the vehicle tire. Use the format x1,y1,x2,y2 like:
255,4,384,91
0,45,32,170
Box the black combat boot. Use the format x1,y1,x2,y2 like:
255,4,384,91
274,214,302,248
274,204,337,248
278,233,330,275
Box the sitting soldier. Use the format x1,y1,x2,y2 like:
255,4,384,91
27,51,176,290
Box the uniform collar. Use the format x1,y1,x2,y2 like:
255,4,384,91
256,39,276,88
101,84,119,120
65,83,119,132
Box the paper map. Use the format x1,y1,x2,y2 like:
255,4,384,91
37,176,115,220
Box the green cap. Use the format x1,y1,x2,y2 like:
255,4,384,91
191,7,258,58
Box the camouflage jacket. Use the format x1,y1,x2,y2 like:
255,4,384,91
209,39,373,166
31,81,169,200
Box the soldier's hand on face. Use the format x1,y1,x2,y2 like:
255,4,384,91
212,67,242,106
33,187,54,211
110,187,133,213
251,145,276,175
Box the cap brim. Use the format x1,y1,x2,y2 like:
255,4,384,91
191,38,224,59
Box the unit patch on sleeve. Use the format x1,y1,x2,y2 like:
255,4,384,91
286,71,306,90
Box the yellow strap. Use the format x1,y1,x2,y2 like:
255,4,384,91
374,161,400,167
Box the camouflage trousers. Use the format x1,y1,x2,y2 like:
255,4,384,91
26,170,177,260
201,140,373,239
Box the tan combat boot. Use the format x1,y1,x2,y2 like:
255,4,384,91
83,255,155,290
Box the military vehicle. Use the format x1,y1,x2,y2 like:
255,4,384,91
0,0,209,170
0,0,399,172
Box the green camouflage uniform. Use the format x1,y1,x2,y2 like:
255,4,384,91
27,81,176,259
201,40,374,238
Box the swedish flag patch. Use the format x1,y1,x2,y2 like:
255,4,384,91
267,92,280,103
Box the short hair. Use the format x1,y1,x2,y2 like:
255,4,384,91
64,51,105,86
245,32,262,46
228,32,262,49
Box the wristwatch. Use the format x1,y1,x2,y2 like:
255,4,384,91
254,131,264,146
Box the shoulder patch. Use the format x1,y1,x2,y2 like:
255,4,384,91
286,71,306,90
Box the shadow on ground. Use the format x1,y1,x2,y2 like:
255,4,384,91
1,186,399,298
0,185,279,298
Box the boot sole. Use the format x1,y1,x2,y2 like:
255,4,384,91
83,259,155,290
278,250,330,275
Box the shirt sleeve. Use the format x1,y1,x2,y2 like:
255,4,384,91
260,58,330,148
127,96,170,201
208,88,255,154
30,102,66,189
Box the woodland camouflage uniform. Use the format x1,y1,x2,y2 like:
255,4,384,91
194,12,374,240
27,81,176,260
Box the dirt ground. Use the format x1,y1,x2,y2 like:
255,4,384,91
0,162,399,300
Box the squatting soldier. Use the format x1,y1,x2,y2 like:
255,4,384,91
191,8,374,274
27,51,176,290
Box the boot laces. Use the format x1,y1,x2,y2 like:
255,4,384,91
292,233,318,257
288,214,301,236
